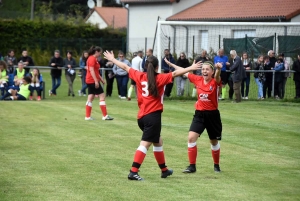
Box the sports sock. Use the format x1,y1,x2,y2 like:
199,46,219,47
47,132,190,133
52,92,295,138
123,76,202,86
99,100,107,117
153,146,168,171
221,87,226,99
211,143,220,165
85,101,92,118
131,145,147,173
128,86,133,98
188,142,197,165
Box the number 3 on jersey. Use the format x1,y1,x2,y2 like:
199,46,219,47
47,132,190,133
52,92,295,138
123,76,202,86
141,81,149,97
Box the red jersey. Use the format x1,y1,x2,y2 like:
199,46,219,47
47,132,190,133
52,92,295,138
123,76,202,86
86,56,101,84
129,68,173,119
188,73,221,111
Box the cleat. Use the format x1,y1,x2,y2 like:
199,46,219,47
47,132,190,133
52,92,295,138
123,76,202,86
102,115,114,120
128,171,144,181
182,165,196,173
85,117,94,120
161,169,173,178
214,164,221,173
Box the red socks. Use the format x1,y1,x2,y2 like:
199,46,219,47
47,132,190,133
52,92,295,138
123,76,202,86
131,145,147,172
153,146,168,171
85,101,92,118
211,143,220,165
99,100,107,117
188,142,197,165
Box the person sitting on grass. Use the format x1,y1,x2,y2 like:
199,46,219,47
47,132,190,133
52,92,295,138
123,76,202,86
14,61,26,87
1,76,32,101
0,60,9,96
29,68,43,101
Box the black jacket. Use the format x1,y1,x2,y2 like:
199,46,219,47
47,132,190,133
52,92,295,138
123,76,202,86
63,58,77,74
269,57,276,68
49,56,64,77
292,59,300,81
264,62,273,82
230,56,245,83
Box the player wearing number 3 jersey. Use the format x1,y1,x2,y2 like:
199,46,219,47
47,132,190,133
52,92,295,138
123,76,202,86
104,50,201,181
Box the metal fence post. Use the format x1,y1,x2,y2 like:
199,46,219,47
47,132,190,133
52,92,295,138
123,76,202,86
272,70,275,97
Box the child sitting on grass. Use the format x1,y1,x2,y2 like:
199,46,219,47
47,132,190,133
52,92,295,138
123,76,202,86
1,76,33,101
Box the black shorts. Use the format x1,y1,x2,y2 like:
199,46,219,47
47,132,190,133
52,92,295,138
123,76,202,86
17,94,26,100
87,83,104,95
220,71,228,85
131,79,136,85
137,110,162,143
189,110,222,140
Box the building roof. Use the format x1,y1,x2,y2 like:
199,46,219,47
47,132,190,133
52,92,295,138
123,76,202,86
121,0,172,3
92,7,128,28
167,0,300,21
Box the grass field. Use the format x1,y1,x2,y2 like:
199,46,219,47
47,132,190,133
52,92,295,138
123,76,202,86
1,73,300,201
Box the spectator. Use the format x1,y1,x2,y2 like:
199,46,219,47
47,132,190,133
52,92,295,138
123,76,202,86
263,56,273,98
175,52,190,96
113,51,131,99
161,49,175,97
195,50,209,75
78,51,89,97
18,50,34,75
141,48,153,72
292,53,300,99
227,57,234,100
128,51,143,100
29,68,43,101
273,58,285,99
254,55,265,100
49,50,64,96
14,61,25,86
229,50,245,103
4,50,17,74
64,51,77,97
278,53,290,99
214,49,230,100
241,52,252,99
268,50,276,68
0,61,8,96
1,76,33,101
104,59,115,97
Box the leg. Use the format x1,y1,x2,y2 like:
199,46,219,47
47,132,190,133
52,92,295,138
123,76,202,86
65,74,72,96
181,78,186,96
258,81,263,99
53,76,61,95
51,75,56,94
121,76,129,97
153,137,173,178
296,80,300,98
245,76,250,98
233,82,241,102
70,74,76,96
182,131,200,173
241,78,245,97
176,77,181,96
228,80,234,99
282,77,287,98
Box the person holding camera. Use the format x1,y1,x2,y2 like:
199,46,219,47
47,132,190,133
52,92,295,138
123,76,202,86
63,51,76,97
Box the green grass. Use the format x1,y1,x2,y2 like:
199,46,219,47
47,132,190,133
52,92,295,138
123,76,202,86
0,73,300,201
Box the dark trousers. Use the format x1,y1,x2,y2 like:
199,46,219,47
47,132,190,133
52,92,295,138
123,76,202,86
228,79,234,99
30,87,41,96
165,82,174,97
263,81,272,98
80,71,87,95
51,75,61,95
241,76,250,97
274,81,283,98
282,77,288,99
105,71,115,96
116,75,128,97
295,80,300,98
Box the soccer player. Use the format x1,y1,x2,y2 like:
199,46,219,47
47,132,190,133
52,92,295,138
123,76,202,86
164,59,223,173
103,50,201,181
85,46,113,121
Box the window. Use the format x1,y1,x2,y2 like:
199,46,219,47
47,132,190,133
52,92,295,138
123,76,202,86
199,30,208,50
233,30,256,38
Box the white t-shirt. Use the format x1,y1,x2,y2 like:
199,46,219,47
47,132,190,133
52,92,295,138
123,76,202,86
131,56,143,72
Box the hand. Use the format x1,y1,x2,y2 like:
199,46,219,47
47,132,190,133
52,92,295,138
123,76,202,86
101,79,106,85
68,65,71,68
190,60,202,70
51,63,55,66
226,62,230,66
164,58,171,66
85,66,88,70
95,82,99,89
215,62,222,70
103,51,115,61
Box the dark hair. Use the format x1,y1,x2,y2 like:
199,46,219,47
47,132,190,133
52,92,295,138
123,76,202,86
66,51,73,56
7,49,14,55
118,50,124,55
145,56,159,97
81,50,88,61
263,56,269,60
277,58,284,63
137,50,143,54
24,76,32,84
32,68,40,76
88,46,102,56
0,60,7,70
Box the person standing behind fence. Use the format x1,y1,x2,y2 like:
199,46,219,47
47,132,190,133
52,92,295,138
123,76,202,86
113,51,131,99
175,52,190,96
49,50,64,96
263,56,273,98
241,52,252,100
254,55,265,100
229,50,245,103
292,53,300,99
85,46,113,121
4,50,17,74
214,49,230,100
18,50,34,76
78,51,89,97
104,60,115,97
278,53,290,99
128,51,143,100
268,50,276,68
161,49,175,98
64,51,76,97
141,49,153,72
273,58,285,100
192,50,209,97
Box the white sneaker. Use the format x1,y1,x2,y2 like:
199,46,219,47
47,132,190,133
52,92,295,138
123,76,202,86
245,96,248,100
85,117,94,120
120,96,126,100
102,115,114,120
78,90,82,96
49,90,52,96
242,97,245,99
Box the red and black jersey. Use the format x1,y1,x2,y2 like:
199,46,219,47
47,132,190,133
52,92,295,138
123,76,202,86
86,56,101,84
188,73,221,111
129,68,173,119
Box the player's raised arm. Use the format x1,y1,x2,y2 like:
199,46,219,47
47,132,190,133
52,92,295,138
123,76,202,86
103,51,131,73
214,62,222,84
172,61,201,78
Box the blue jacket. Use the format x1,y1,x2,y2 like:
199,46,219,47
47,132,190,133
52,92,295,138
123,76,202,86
214,55,228,71
274,63,284,82
161,54,175,73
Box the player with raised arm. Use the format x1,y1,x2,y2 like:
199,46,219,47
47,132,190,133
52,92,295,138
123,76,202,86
164,58,223,173
104,50,201,181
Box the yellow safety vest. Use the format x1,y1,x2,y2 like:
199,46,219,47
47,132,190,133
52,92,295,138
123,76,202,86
0,70,8,81
16,68,25,79
18,84,30,99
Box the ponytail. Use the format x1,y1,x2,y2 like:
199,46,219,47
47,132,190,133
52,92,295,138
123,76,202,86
145,56,159,97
